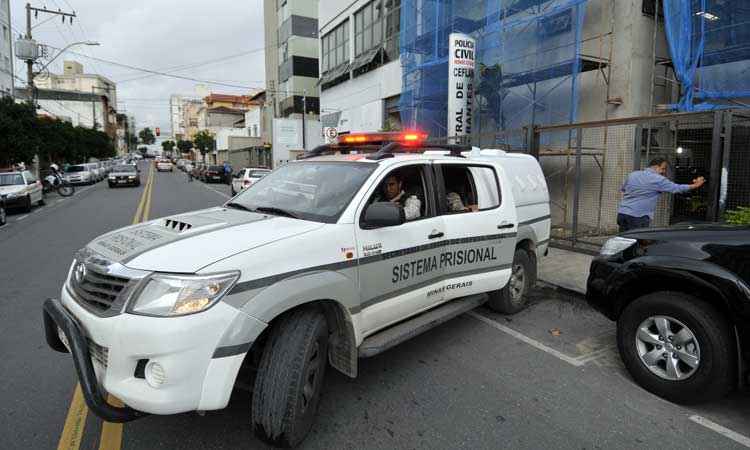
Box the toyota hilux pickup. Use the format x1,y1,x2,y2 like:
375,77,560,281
43,132,550,448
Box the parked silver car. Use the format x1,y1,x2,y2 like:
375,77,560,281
63,165,95,185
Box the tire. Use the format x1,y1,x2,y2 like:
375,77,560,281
37,195,45,206
617,291,735,404
108,182,115,188
487,248,533,314
252,307,329,448
23,195,32,213
58,184,74,197
231,186,237,196
0,206,6,226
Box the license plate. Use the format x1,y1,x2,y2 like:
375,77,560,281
118,180,127,184
58,326,71,352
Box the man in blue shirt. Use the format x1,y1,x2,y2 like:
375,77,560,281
618,157,705,232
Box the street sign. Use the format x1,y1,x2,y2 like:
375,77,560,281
448,33,476,142
324,127,338,143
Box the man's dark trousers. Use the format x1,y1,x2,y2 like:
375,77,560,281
617,213,650,233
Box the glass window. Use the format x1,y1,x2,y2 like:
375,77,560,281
231,162,376,224
439,165,500,214
0,173,24,186
354,1,384,56
364,165,430,222
321,19,350,71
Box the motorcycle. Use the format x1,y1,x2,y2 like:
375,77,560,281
43,172,75,197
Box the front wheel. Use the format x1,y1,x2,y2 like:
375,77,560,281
57,184,74,197
617,292,735,404
252,307,329,448
487,248,533,314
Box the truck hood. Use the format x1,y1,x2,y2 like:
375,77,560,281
87,207,324,273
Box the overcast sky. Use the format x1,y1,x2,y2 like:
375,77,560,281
10,0,266,134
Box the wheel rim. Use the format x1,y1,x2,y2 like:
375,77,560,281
508,263,526,303
300,340,321,415
635,315,701,381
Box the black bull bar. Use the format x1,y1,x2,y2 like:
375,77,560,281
42,298,147,423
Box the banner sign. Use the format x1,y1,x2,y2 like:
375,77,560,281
448,33,476,140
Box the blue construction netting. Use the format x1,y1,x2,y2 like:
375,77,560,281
664,0,750,111
399,0,588,142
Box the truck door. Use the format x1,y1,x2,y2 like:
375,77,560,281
354,162,447,335
434,161,517,300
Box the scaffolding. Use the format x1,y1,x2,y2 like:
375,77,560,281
399,0,617,147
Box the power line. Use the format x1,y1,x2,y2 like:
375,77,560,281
45,45,266,90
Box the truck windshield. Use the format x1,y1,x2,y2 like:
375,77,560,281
230,162,376,223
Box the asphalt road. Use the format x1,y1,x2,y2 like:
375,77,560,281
0,160,748,450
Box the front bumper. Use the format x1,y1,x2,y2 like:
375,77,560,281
585,257,623,321
43,286,267,417
2,195,27,208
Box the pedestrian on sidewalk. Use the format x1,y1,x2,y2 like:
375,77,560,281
223,161,233,185
617,157,705,232
186,162,194,182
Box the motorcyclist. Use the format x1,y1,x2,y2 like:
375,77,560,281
46,164,62,187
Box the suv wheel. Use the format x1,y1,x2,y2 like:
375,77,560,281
617,291,735,404
252,307,328,448
487,248,533,314
0,205,6,226
23,194,32,213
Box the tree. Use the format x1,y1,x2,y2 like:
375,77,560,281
139,127,156,145
177,140,193,154
0,97,41,166
193,130,215,162
161,140,176,154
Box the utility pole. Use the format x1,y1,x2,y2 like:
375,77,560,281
23,3,77,104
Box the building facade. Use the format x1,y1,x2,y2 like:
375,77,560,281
33,61,118,137
264,0,321,118
170,95,185,140
0,0,14,97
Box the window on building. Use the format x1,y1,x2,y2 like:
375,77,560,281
385,0,401,59
321,19,350,73
354,1,384,57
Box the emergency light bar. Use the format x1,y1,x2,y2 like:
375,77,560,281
338,131,428,147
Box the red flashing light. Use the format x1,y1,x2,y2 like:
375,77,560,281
337,131,428,146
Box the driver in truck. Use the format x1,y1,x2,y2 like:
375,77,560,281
379,174,422,220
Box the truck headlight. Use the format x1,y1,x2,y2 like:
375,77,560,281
128,272,239,317
600,237,637,257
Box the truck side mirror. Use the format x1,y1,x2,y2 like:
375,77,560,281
362,202,405,229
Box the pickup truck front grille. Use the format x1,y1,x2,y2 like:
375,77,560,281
70,264,130,313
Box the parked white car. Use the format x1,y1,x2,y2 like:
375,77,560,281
231,168,271,195
156,159,174,172
87,163,104,182
64,165,95,185
43,134,550,448
0,170,45,212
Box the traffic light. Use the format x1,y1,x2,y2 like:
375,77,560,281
156,127,161,136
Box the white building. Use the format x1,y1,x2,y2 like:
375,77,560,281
318,0,402,134
170,95,185,139
0,0,14,97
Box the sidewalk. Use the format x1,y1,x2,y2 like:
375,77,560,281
538,246,595,295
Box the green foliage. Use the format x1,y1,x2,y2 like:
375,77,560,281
177,140,193,154
725,207,750,225
161,140,176,153
193,130,215,156
0,97,115,167
138,127,156,145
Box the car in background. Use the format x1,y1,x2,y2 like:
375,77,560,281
587,225,750,404
108,165,141,188
63,165,94,185
193,162,206,180
87,163,104,182
0,170,44,212
203,165,225,183
231,168,271,195
156,159,174,172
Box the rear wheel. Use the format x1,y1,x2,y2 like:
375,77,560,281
57,184,74,197
487,248,533,314
617,291,735,404
23,194,32,213
252,307,329,448
0,205,6,226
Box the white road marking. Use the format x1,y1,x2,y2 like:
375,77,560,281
467,311,586,367
689,415,750,448
15,215,29,221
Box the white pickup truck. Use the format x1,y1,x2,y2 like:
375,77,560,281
43,132,550,448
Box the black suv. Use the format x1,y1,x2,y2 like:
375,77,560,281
587,225,749,404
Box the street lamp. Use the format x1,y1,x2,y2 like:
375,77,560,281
35,41,100,75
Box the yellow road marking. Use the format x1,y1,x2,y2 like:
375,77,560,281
56,162,157,450
56,384,88,450
97,396,124,450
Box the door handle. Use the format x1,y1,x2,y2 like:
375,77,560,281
428,231,445,239
497,223,515,230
